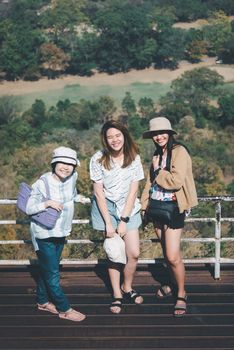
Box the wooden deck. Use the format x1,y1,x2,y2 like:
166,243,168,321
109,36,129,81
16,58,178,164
0,263,234,350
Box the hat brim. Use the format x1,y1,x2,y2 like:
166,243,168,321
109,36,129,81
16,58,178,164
51,157,79,166
143,129,177,139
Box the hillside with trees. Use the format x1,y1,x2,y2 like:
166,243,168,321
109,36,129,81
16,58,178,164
0,0,234,80
0,0,233,261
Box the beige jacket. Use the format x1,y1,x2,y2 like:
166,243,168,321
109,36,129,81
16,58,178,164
141,145,198,213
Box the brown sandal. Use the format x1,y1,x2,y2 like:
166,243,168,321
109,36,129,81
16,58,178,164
59,308,86,322
37,302,58,314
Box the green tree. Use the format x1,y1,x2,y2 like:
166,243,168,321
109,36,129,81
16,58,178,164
39,0,87,46
94,4,155,73
122,92,136,116
150,5,177,32
219,33,234,64
6,117,33,148
68,32,97,76
138,97,155,121
56,99,71,112
128,115,145,139
30,99,47,128
7,0,45,26
0,96,19,126
0,24,43,80
185,29,207,63
218,94,234,127
203,11,232,56
172,0,208,21
0,1,44,80
77,99,97,130
66,100,97,130
155,28,186,69
15,99,51,144
159,67,224,124
96,96,117,124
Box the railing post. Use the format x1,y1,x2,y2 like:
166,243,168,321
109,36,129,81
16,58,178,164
214,201,221,279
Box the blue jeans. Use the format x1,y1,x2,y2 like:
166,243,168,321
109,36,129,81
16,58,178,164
36,237,70,312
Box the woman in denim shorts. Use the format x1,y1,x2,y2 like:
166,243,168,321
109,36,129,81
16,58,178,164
90,121,144,314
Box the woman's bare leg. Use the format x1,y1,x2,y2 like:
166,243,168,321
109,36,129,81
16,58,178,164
164,228,186,315
108,264,122,314
155,227,173,296
122,229,143,304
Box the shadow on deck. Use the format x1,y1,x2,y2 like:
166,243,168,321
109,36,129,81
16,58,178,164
0,263,234,350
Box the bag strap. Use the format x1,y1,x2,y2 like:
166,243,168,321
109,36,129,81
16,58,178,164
40,176,51,200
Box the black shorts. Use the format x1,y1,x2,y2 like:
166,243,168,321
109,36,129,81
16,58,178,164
153,205,185,230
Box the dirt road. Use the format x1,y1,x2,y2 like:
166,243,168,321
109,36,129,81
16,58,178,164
0,57,233,96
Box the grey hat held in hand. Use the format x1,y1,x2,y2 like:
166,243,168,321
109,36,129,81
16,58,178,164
142,117,177,139
51,146,80,166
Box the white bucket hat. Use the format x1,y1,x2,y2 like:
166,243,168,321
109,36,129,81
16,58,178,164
143,117,177,138
103,233,126,264
51,146,80,166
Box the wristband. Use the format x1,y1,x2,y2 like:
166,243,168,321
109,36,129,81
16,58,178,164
120,216,130,223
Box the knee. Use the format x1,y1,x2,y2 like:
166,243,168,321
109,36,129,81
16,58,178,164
166,254,181,268
127,250,140,261
44,269,60,286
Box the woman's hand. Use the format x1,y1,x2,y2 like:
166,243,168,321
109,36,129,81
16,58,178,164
44,200,63,212
105,222,116,238
117,221,127,237
78,195,91,204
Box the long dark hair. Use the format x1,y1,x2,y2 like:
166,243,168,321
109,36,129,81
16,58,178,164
99,120,139,170
150,133,189,182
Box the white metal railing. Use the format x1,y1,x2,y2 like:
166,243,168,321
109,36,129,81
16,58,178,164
0,196,233,279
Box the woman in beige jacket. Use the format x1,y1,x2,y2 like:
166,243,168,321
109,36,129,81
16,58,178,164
141,117,198,317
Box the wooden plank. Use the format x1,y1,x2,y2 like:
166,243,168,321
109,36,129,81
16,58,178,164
0,264,233,350
0,314,234,326
0,336,234,349
0,303,234,315
1,293,234,305
1,284,234,294
0,324,234,337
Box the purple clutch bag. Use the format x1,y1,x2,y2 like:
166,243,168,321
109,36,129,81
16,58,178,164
17,177,60,230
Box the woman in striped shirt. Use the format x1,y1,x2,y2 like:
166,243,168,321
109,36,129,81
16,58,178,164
90,121,144,314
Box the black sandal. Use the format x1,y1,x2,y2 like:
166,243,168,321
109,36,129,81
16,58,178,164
174,295,187,317
156,285,173,299
110,297,123,313
121,287,143,304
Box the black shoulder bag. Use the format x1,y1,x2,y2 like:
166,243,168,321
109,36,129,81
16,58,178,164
145,164,178,225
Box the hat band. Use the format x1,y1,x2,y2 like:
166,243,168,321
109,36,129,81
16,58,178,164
52,156,76,162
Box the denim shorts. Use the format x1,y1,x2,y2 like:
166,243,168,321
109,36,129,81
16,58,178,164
91,197,142,231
